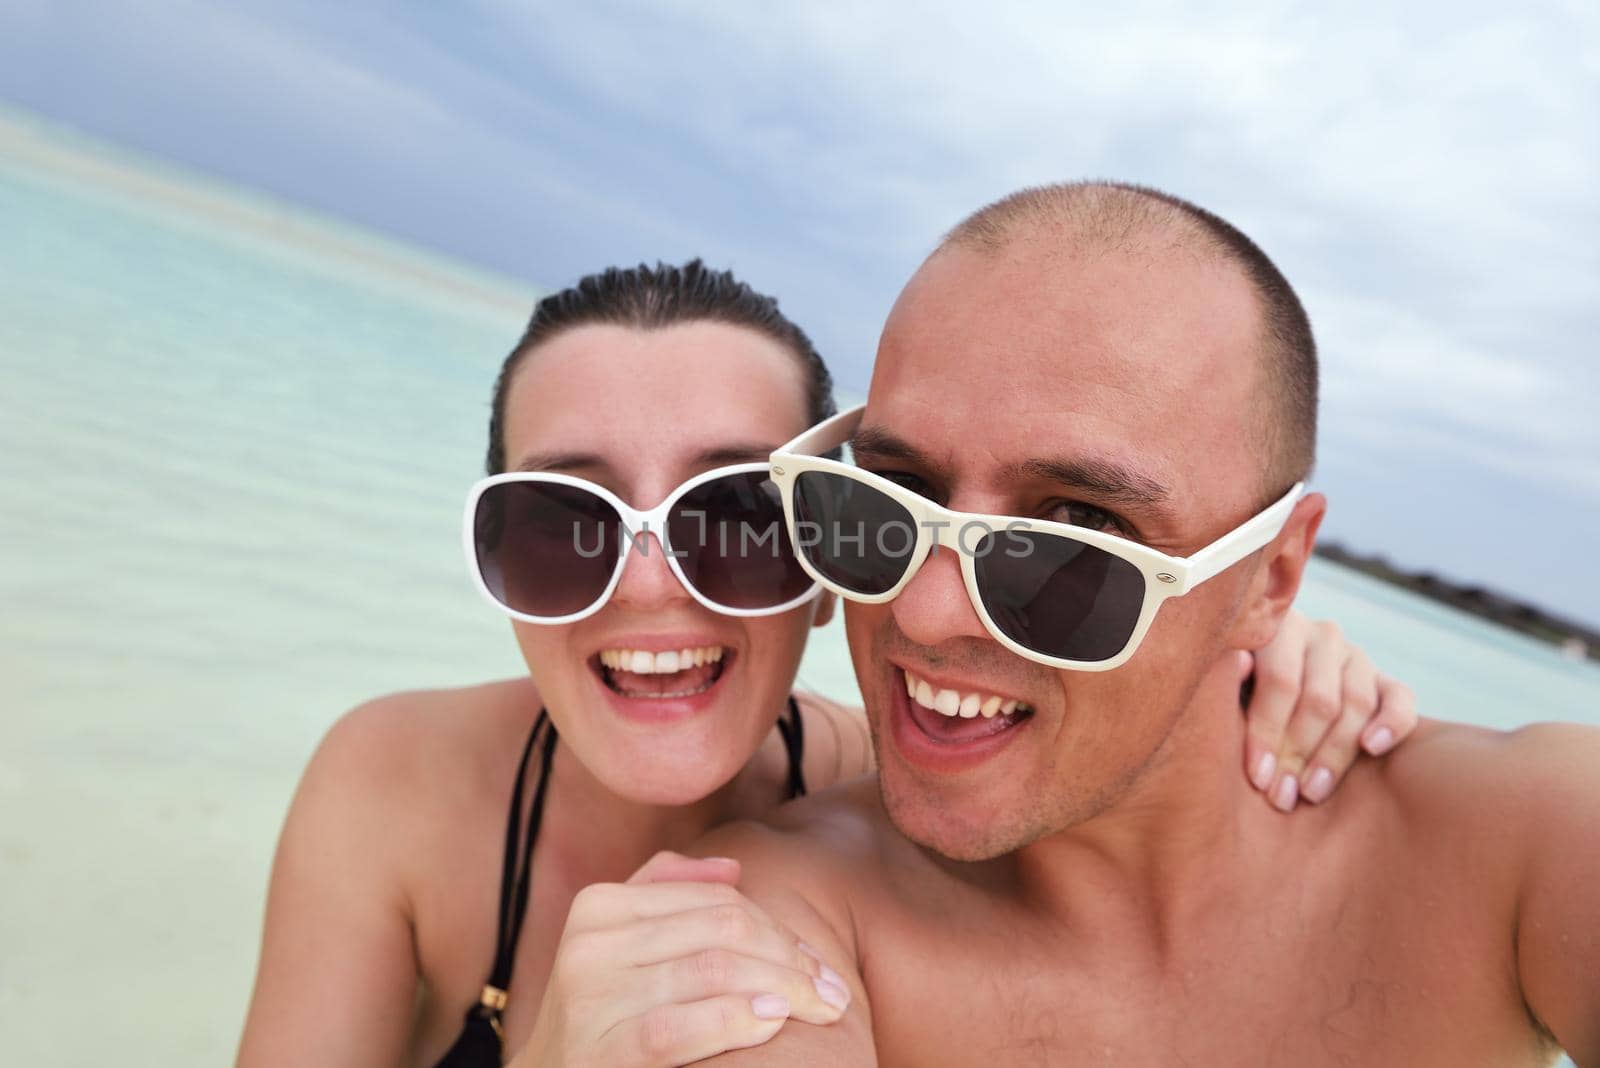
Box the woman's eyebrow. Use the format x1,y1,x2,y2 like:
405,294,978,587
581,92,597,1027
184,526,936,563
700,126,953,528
514,444,776,474
695,443,781,466
514,451,606,473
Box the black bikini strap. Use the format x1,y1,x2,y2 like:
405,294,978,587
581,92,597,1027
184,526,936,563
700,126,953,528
775,695,807,799
435,710,556,1064
489,709,557,994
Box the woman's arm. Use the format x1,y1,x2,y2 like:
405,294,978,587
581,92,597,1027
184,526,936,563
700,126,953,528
235,701,423,1067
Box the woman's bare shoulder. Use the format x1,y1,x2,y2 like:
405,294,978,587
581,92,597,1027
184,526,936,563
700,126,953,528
302,678,543,820
792,689,874,790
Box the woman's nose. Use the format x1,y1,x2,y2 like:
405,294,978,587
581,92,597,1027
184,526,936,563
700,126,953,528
609,529,694,610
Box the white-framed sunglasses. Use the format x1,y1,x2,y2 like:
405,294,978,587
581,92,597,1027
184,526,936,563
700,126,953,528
768,405,1303,671
463,463,821,624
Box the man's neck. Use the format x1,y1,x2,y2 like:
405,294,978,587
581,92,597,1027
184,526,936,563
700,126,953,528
1010,653,1265,957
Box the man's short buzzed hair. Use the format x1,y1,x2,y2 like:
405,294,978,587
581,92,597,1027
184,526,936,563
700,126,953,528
941,181,1318,497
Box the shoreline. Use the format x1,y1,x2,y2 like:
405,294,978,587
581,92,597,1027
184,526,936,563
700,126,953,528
0,103,536,323
1316,543,1598,663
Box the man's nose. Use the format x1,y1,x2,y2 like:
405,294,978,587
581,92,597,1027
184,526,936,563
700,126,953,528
888,541,991,649
610,529,694,610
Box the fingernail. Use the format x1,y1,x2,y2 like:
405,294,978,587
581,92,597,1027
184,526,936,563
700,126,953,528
814,976,851,1011
703,856,738,864
1251,751,1277,792
797,941,822,961
818,962,846,990
752,994,791,1020
1303,766,1334,804
1364,726,1395,756
1272,774,1299,813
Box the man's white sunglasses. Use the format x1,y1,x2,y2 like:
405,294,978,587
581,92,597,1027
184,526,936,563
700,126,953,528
768,405,1303,671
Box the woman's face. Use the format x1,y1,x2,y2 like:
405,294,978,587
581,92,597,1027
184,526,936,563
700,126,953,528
498,321,832,805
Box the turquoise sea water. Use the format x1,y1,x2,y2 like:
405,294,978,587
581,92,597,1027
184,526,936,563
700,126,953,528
1,114,1594,1066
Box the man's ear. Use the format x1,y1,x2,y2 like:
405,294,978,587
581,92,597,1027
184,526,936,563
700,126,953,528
811,589,837,629
1227,492,1326,651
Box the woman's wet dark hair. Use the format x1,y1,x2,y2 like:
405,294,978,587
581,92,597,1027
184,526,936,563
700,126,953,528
486,259,837,474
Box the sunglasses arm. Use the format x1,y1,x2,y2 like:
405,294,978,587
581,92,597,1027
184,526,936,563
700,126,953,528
774,404,866,460
1174,482,1305,593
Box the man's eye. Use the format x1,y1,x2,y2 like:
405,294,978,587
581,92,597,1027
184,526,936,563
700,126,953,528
1047,501,1122,533
872,470,938,502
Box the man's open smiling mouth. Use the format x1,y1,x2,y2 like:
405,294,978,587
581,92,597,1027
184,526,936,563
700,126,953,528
891,666,1035,768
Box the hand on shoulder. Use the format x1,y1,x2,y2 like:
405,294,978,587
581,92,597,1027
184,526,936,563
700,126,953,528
505,851,853,1068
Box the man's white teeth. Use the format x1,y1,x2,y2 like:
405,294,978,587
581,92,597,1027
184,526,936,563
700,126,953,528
903,670,1030,719
599,646,725,674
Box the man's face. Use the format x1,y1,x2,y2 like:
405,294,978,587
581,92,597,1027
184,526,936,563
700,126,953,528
845,236,1278,860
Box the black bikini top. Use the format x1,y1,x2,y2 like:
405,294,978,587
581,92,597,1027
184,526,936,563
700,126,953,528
432,697,808,1067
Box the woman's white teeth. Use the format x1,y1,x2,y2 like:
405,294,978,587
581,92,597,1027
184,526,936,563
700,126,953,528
599,646,725,674
903,670,1030,719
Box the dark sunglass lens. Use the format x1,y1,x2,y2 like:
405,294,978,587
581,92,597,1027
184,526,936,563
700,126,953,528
474,482,621,617
667,471,813,610
972,530,1146,663
792,470,917,595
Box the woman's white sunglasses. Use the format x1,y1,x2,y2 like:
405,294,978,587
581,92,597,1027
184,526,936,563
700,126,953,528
464,463,821,624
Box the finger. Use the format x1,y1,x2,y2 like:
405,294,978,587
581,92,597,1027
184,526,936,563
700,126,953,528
627,850,742,887
610,901,821,977
1360,674,1418,756
1299,653,1379,804
606,993,793,1068
1231,650,1266,788
566,879,750,931
1242,620,1308,794
631,949,850,1026
1271,621,1348,812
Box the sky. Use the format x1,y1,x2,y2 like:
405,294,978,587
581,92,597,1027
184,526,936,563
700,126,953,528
1,0,1596,627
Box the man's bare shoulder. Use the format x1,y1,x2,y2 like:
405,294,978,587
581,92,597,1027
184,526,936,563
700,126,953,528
692,778,904,943
1379,717,1600,818
1385,719,1600,1061
1366,717,1600,895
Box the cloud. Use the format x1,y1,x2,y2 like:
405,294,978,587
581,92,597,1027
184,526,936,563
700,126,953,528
3,0,1595,621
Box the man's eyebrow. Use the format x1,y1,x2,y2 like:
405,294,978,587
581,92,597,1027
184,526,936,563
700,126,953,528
849,427,1171,516
849,426,946,473
1010,455,1173,512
